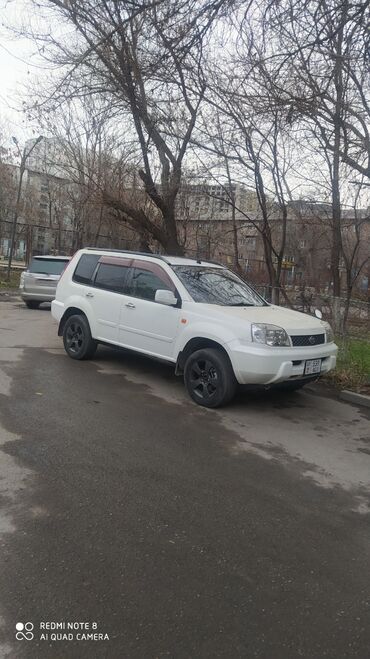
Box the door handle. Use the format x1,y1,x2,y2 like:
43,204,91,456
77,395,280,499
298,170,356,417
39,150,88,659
85,292,94,298
125,302,136,308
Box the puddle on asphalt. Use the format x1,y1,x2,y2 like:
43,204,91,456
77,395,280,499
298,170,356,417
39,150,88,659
0,350,35,533
0,424,33,534
94,359,187,408
220,393,370,513
30,341,370,516
0,370,12,397
92,355,370,511
89,352,370,509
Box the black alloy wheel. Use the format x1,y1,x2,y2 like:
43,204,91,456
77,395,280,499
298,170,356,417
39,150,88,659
65,321,84,354
184,348,237,408
63,314,97,360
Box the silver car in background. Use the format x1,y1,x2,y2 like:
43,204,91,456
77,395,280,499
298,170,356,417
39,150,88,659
19,255,71,309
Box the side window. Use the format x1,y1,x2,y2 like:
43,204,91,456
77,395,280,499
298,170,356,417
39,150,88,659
73,254,100,285
127,261,175,302
94,263,126,293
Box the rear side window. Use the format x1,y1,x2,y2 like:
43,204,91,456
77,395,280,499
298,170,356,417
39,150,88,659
29,258,69,275
73,254,100,285
94,263,126,293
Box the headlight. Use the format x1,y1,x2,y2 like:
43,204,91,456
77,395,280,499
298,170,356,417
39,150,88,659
251,323,290,347
19,272,25,287
325,323,334,343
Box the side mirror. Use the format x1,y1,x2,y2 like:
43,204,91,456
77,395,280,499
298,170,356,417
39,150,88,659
155,289,177,306
314,308,323,319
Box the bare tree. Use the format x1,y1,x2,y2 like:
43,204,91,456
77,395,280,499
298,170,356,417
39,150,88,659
341,182,370,331
197,82,297,303
0,125,14,256
36,97,159,251
261,0,370,179
22,0,232,253
241,0,369,300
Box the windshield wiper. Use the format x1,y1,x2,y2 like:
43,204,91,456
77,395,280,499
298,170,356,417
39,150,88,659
226,302,255,307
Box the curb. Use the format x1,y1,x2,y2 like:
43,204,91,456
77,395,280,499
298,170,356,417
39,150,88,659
340,390,370,409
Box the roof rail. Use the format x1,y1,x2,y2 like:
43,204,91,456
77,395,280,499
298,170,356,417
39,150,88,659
84,247,225,268
84,247,170,263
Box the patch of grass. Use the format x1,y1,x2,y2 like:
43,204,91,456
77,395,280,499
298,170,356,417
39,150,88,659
326,336,370,393
0,268,22,290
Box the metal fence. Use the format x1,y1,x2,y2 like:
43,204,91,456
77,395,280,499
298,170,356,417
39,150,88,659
254,284,369,333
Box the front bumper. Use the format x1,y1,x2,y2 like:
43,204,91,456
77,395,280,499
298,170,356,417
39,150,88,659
227,339,338,385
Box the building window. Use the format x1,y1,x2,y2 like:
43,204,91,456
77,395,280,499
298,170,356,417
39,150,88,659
240,237,256,249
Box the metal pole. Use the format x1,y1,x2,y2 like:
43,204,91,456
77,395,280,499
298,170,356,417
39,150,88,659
6,157,25,281
6,136,43,281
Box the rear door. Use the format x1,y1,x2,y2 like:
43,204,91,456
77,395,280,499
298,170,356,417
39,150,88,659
118,259,181,360
89,257,131,343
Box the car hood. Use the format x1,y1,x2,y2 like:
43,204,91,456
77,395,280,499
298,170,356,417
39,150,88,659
202,304,327,332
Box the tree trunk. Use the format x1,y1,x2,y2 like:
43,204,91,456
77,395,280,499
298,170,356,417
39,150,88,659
331,12,345,298
162,207,184,255
94,205,104,246
25,225,33,265
332,296,343,335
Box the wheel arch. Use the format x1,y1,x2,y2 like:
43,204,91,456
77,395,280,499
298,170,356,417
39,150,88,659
58,307,88,336
176,337,233,375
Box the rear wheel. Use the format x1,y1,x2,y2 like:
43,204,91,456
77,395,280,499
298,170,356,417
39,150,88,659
25,300,40,309
63,314,97,360
184,348,237,408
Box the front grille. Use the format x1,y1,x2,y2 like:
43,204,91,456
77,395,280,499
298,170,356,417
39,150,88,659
290,333,325,347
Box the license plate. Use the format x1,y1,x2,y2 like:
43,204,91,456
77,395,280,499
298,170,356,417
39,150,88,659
304,359,321,375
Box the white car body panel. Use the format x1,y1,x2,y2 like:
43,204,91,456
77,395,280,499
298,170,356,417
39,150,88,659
90,286,123,343
118,295,180,360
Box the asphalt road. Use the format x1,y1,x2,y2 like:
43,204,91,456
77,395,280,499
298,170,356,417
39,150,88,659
0,296,369,659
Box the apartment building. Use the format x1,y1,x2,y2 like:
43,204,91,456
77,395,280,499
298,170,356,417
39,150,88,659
178,187,369,295
1,140,368,295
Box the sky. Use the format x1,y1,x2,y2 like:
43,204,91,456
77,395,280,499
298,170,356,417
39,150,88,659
0,0,368,210
0,0,44,143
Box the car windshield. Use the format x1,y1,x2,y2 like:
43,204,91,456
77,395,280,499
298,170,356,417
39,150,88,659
29,258,69,275
172,266,266,306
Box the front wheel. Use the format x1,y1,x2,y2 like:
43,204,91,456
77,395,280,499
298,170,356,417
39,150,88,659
63,314,97,360
25,300,40,309
184,348,237,408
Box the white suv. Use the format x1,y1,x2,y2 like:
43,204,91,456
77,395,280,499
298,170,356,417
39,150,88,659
51,248,337,407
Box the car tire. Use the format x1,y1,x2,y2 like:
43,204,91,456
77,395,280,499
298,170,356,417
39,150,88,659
184,348,237,408
63,314,97,360
25,300,40,309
